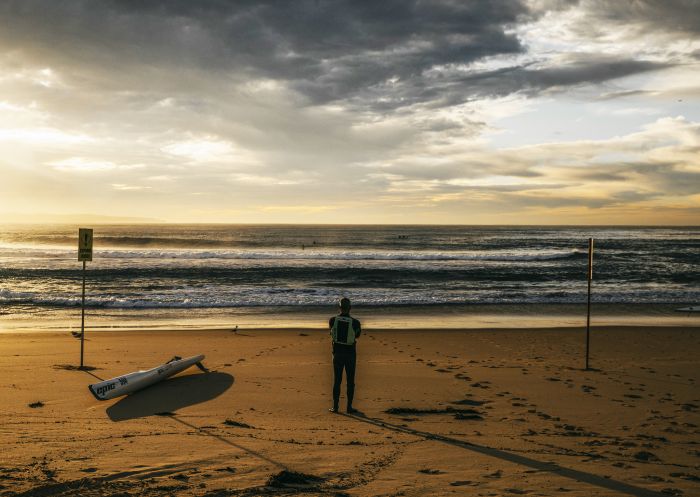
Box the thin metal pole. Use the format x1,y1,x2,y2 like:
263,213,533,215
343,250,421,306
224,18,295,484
80,260,86,368
585,238,593,370
586,276,591,370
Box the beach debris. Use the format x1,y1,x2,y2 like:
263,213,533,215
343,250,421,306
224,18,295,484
28,401,44,408
223,419,254,429
385,407,483,420
419,468,445,475
634,451,661,462
266,470,324,488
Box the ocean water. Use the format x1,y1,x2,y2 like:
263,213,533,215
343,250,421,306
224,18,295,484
0,225,697,318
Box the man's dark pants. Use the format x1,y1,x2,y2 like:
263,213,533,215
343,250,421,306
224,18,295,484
332,348,356,409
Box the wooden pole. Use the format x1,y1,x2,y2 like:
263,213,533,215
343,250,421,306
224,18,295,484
80,260,86,369
585,237,593,370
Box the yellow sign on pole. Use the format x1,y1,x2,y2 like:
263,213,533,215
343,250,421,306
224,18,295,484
78,228,93,261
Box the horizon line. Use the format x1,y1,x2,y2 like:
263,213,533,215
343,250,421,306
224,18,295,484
0,221,698,228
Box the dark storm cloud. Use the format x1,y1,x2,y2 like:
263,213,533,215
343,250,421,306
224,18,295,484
0,1,525,97
409,56,669,105
0,0,676,113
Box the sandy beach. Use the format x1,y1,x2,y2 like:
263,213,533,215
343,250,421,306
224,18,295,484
1,324,699,496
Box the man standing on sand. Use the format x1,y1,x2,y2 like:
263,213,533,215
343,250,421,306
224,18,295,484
329,297,361,414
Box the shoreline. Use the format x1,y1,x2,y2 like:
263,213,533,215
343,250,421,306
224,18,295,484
2,302,698,332
1,325,699,335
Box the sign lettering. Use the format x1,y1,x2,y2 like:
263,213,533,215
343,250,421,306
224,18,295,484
78,228,93,261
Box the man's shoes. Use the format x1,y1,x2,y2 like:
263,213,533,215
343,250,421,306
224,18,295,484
328,407,338,413
346,406,359,414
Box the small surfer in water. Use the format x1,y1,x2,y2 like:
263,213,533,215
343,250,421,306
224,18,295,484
328,297,361,414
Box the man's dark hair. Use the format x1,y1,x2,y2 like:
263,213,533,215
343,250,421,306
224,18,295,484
339,297,351,312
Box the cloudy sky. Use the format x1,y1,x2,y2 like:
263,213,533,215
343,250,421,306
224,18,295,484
0,0,698,224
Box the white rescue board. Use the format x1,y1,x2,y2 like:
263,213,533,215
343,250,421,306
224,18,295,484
89,354,206,400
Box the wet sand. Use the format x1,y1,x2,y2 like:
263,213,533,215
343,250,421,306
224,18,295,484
1,325,699,496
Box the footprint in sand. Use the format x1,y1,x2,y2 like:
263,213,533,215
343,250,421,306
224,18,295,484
452,399,485,407
669,472,700,482
471,381,490,389
418,468,445,475
449,480,472,486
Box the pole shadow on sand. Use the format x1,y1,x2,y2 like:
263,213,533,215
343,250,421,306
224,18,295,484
104,371,288,470
167,415,288,470
106,372,234,421
343,413,666,497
